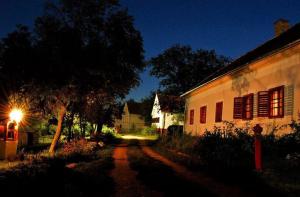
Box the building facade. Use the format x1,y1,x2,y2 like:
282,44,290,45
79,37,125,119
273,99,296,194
116,102,146,132
182,20,300,136
151,94,184,132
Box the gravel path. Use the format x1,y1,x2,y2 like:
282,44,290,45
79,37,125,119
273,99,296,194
110,144,162,197
111,142,256,197
142,146,252,197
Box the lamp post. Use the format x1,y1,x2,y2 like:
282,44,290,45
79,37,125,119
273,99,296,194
253,124,263,171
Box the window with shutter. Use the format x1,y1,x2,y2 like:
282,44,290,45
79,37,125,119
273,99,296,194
269,86,284,118
242,94,254,120
152,118,159,123
200,106,207,124
233,97,243,119
189,109,194,125
215,102,223,122
258,91,269,117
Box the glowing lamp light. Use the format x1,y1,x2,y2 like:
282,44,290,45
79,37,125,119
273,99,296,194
9,109,23,123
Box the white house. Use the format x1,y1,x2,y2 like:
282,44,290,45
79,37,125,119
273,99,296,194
115,102,146,132
181,19,300,136
151,94,184,133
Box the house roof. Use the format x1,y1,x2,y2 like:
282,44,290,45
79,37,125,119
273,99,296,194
181,22,300,97
157,94,183,112
127,102,143,115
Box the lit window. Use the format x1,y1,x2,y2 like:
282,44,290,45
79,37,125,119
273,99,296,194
269,86,284,118
243,94,253,120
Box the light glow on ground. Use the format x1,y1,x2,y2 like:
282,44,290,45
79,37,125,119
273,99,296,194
120,134,158,140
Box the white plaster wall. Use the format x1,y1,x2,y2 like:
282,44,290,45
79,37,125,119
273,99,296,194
184,43,300,136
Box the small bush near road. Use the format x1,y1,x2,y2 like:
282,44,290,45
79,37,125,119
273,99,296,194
141,125,157,136
57,139,99,162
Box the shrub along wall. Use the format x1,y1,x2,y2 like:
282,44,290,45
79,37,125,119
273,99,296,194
158,121,300,171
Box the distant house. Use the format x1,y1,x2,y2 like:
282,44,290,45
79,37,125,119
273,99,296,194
181,19,300,136
115,102,146,132
151,94,184,133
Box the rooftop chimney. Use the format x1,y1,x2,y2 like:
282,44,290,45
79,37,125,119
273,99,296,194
274,19,290,36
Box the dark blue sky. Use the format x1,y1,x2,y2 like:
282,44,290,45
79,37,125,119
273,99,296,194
1,0,300,100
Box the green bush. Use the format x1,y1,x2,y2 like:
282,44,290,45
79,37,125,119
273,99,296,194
262,121,300,170
158,121,300,171
90,125,120,143
141,126,157,136
194,127,253,170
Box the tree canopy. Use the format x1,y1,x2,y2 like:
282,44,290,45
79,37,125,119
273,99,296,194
0,0,145,153
149,45,231,95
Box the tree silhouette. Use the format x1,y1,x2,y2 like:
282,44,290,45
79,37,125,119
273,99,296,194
0,0,144,154
150,44,231,95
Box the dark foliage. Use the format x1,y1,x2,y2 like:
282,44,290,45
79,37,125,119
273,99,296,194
0,0,145,149
149,45,231,95
0,147,114,197
194,128,253,170
139,91,156,125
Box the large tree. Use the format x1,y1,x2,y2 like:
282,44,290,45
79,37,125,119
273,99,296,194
0,0,144,154
149,45,231,95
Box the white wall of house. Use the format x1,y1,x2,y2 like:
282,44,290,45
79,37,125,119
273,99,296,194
151,94,183,130
183,42,300,136
121,103,146,132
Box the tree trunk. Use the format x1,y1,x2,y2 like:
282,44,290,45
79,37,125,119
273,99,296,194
49,106,66,156
79,117,85,137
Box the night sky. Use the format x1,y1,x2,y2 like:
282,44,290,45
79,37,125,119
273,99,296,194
1,0,300,100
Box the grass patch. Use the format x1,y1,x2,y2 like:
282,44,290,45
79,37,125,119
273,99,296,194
127,146,216,197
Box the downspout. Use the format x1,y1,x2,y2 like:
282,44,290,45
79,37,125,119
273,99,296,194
162,112,166,135
183,101,187,134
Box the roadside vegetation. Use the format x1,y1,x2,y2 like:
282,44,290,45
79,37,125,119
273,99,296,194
155,121,300,197
0,140,115,196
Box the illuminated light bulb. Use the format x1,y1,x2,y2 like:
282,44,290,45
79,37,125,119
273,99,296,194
9,109,23,123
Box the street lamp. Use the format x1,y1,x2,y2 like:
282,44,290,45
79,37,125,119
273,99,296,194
9,109,23,124
6,108,23,141
0,108,23,160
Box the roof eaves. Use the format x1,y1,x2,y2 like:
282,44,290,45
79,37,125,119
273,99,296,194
180,38,300,98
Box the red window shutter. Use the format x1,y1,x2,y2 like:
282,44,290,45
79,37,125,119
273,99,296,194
0,125,4,140
190,110,194,125
249,94,254,119
152,118,159,123
233,97,243,119
258,91,269,117
215,102,223,122
200,106,207,124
